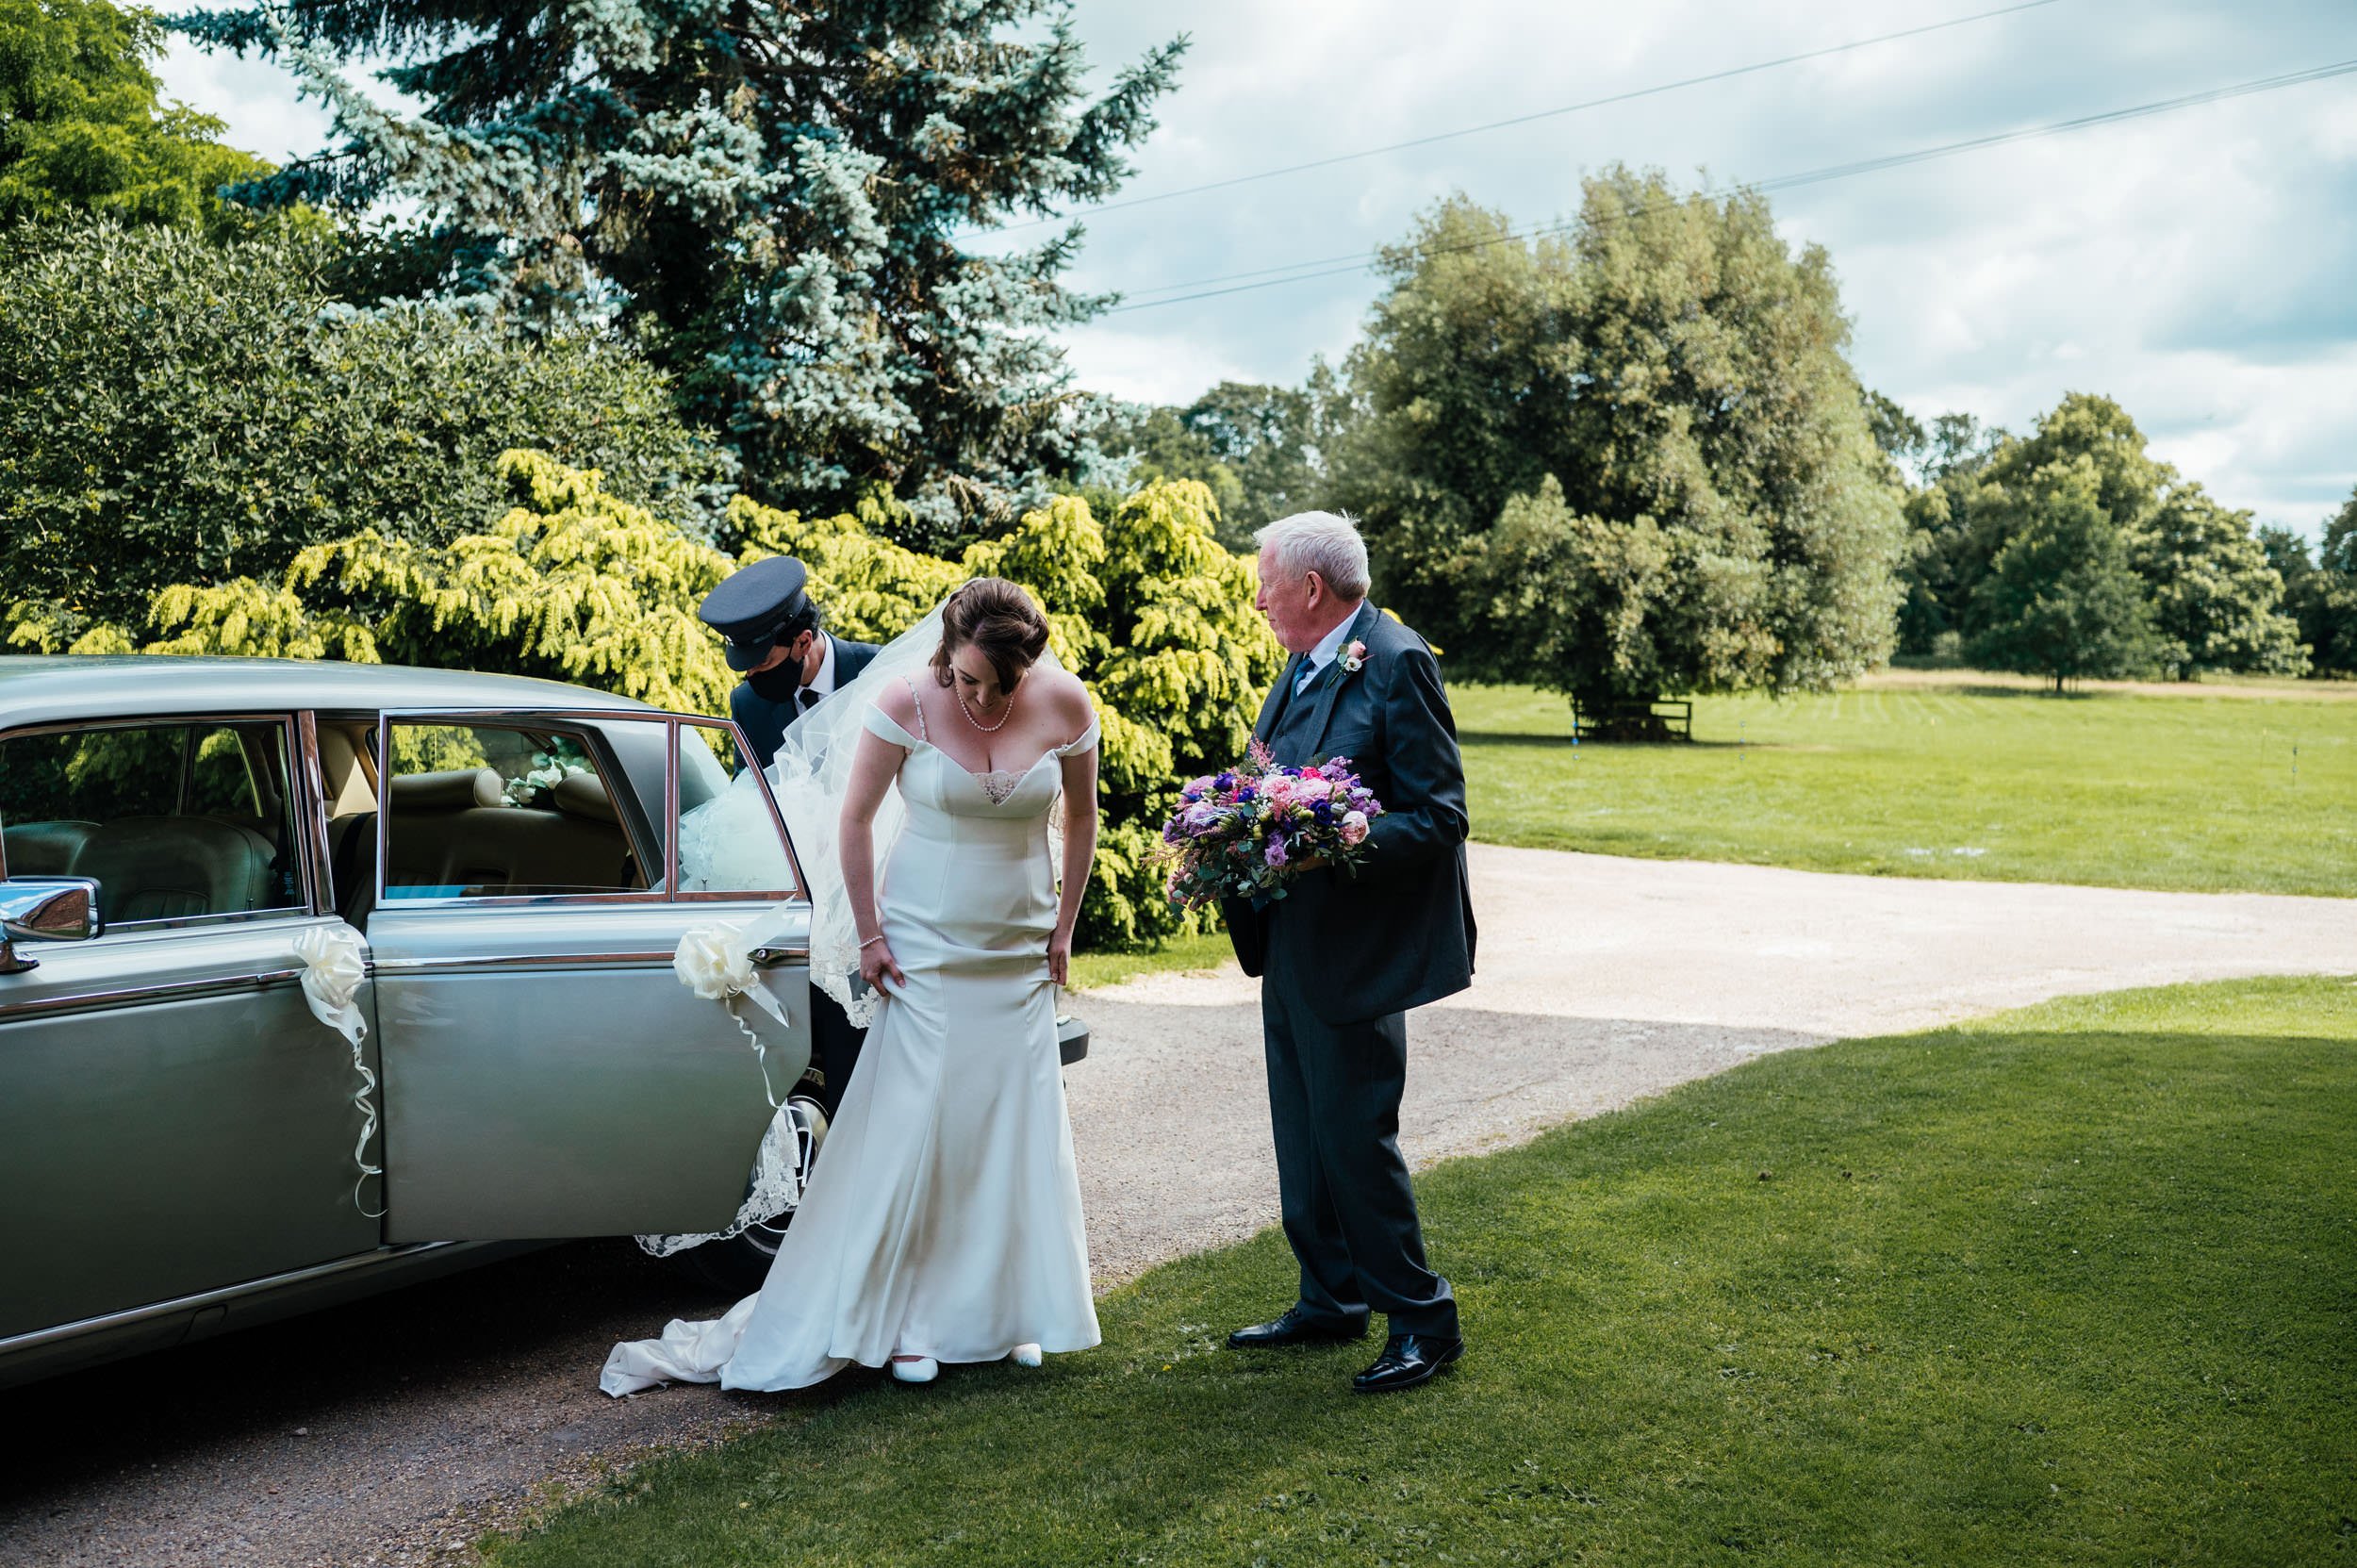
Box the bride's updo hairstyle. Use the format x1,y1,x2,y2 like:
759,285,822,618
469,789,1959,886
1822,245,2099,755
931,578,1051,691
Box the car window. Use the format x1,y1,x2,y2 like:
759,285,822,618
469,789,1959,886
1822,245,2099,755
677,721,799,897
383,720,651,900
0,721,307,924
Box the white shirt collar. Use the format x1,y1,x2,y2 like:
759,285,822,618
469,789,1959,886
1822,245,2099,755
1303,604,1363,674
805,634,838,698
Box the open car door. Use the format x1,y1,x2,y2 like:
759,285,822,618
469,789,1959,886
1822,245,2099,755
363,709,809,1243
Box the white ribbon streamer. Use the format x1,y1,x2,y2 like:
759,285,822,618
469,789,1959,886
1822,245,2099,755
639,922,812,1256
672,921,794,1110
293,921,386,1218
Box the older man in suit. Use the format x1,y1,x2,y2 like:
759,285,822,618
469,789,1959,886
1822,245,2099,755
698,557,882,1111
1222,511,1477,1394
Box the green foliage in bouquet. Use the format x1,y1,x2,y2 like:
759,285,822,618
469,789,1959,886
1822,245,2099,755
72,454,1280,949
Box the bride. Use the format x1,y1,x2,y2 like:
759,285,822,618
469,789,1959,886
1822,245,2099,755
602,578,1102,1393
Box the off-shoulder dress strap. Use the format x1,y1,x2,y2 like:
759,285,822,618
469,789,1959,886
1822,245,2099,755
864,689,924,751
901,675,930,742
1052,715,1101,759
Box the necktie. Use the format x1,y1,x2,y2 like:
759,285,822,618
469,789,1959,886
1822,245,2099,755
1294,657,1321,697
799,687,820,712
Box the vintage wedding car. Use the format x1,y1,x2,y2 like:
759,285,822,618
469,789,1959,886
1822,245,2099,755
0,656,1087,1388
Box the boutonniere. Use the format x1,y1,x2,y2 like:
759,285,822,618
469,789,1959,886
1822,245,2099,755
1340,639,1367,674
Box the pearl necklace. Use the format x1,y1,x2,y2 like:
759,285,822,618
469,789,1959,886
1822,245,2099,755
960,684,1017,733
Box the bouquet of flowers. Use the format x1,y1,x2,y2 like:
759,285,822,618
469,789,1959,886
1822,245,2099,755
1157,740,1384,909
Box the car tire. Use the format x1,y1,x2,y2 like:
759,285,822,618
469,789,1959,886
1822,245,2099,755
677,1094,828,1296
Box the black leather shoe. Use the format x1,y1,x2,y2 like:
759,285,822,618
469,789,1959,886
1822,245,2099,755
1227,1306,1369,1349
1352,1332,1464,1393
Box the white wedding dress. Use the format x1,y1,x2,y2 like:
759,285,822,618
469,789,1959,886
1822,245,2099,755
602,690,1102,1394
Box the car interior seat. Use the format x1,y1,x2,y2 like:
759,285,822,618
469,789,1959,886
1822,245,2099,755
3,820,101,879
384,767,641,898
68,817,277,922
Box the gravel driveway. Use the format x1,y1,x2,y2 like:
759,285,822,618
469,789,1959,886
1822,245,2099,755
5,846,2351,1566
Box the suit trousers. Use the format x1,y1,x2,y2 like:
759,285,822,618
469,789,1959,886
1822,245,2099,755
1261,904,1459,1339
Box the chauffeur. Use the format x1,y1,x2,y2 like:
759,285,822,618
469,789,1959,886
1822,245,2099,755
696,555,881,1112
698,557,882,772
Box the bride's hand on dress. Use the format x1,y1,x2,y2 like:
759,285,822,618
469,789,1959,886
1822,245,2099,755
1047,928,1073,987
860,935,906,991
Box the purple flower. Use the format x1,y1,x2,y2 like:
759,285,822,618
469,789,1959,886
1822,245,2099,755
1264,837,1289,867
1214,772,1236,791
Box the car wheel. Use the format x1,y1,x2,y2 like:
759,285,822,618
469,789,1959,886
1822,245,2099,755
679,1095,828,1296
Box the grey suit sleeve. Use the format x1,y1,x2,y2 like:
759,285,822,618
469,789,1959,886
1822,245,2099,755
1354,644,1469,883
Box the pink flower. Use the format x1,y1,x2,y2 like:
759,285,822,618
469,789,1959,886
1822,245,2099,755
1291,775,1333,801
1342,640,1368,673
1339,810,1369,846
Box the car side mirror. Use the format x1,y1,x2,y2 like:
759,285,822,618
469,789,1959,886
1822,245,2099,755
0,877,105,975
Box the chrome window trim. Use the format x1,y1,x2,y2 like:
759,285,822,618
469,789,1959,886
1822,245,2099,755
665,718,683,894
0,1242,471,1356
0,711,316,930
0,966,305,1025
77,905,319,936
296,710,336,919
371,951,680,975
371,888,675,910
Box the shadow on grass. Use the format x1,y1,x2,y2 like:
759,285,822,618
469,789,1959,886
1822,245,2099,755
483,979,2357,1568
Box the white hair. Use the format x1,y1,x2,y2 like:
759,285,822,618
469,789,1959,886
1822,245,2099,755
1256,511,1371,600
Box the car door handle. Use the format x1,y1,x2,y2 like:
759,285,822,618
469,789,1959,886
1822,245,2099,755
748,945,806,967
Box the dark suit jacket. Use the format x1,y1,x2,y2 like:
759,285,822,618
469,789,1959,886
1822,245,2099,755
729,634,882,770
1222,602,1477,1025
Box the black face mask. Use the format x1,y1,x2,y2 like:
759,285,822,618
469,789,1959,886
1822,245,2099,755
746,656,805,702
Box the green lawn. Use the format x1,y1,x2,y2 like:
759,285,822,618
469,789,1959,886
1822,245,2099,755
486,975,2357,1566
1067,929,1233,993
1456,675,2357,897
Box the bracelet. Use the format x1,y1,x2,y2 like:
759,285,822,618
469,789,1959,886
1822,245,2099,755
859,933,887,949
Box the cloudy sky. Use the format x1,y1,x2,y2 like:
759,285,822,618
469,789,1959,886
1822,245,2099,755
157,0,2357,536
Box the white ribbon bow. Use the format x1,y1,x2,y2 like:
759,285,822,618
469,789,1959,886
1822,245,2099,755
673,921,792,1109
293,921,386,1218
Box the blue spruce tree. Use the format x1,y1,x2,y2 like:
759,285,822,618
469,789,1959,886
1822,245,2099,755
176,1,1184,542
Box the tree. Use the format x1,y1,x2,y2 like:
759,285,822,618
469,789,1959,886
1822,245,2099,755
1965,457,2159,689
1177,378,1329,538
1334,175,1905,715
0,0,267,232
1101,378,1333,548
1905,394,2306,680
1104,405,1244,530
178,0,1184,544
2267,490,2357,676
0,217,733,642
2133,486,2306,679
1864,389,1926,478
1889,412,2005,658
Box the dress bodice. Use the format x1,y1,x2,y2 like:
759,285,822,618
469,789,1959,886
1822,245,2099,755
862,699,1098,838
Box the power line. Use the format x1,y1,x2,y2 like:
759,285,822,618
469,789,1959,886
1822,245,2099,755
1103,58,2357,315
994,0,2069,236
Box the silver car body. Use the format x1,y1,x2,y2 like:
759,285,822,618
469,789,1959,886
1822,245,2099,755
0,657,810,1387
